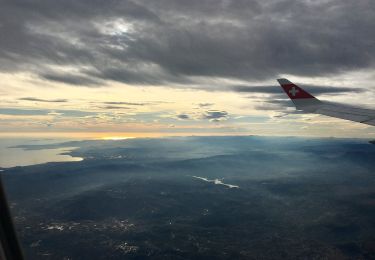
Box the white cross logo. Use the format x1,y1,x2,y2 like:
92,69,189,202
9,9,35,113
289,86,299,97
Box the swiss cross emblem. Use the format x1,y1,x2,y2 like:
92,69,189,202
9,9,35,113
289,86,299,97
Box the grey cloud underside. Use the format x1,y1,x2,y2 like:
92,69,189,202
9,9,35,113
177,114,190,120
40,73,103,86
254,100,299,113
100,106,131,110
232,85,365,95
103,101,147,106
19,97,68,103
1,0,375,87
176,111,228,121
203,110,228,121
198,103,214,107
238,83,367,112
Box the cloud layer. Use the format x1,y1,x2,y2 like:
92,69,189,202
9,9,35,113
1,0,375,88
232,85,365,95
19,97,68,103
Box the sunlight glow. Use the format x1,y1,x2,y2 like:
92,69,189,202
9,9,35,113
100,136,136,140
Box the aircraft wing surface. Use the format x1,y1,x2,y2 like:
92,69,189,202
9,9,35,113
277,78,375,126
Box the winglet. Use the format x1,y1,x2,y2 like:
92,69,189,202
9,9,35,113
277,78,316,99
277,78,321,110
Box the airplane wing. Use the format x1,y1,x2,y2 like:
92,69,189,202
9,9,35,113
277,78,375,126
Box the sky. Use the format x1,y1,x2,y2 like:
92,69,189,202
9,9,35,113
1,0,375,138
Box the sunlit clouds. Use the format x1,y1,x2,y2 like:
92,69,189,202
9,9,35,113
1,1,375,138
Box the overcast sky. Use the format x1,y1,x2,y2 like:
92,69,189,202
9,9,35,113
1,0,375,138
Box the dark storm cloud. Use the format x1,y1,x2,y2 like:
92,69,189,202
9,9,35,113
1,1,375,87
19,97,68,103
232,85,365,95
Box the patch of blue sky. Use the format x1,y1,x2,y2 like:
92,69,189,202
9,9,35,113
0,108,48,115
0,108,96,117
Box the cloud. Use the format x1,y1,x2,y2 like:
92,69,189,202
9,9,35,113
40,73,103,86
103,101,146,106
177,114,190,120
203,110,228,122
100,106,131,110
232,85,365,95
198,103,214,107
0,1,375,87
19,97,68,103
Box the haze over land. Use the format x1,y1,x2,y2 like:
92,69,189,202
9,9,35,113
3,136,375,259
1,1,375,138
